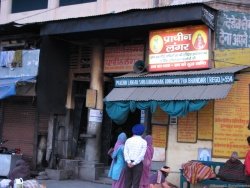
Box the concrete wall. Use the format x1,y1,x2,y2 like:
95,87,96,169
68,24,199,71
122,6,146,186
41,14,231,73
1,0,249,24
0,0,154,24
166,124,228,186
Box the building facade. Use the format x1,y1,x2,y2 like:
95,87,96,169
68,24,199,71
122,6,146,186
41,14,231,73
1,0,250,186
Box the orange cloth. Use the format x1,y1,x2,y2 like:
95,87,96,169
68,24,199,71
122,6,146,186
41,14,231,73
182,161,216,184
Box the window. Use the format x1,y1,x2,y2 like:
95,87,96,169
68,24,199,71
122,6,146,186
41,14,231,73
60,0,97,6
12,0,48,13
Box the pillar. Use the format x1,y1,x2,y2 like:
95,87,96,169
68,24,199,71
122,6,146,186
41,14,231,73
85,42,104,161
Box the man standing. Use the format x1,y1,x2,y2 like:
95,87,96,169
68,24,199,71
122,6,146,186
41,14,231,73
124,124,147,188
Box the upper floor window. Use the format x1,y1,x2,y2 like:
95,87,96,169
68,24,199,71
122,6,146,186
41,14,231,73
12,0,48,13
59,0,97,7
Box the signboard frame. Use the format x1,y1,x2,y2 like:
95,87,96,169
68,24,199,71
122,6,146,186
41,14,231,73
149,25,210,72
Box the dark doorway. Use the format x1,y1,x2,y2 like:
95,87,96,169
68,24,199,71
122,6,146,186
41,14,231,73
72,81,89,158
111,109,141,147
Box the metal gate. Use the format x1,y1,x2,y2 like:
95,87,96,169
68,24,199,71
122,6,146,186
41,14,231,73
2,97,36,162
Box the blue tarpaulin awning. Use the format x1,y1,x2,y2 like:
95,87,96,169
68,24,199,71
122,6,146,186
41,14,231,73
0,76,36,99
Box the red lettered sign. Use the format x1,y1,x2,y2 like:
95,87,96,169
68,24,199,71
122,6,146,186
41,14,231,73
149,25,210,72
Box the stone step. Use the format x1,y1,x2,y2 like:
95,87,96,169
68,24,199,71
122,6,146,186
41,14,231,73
94,177,112,185
45,169,73,180
103,166,110,176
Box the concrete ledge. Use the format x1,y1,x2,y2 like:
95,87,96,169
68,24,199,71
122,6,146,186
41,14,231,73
45,169,73,180
78,161,104,181
59,159,81,179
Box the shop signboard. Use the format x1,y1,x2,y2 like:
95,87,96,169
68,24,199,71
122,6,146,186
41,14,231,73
114,73,234,87
213,74,250,158
89,109,103,123
216,11,250,49
214,48,250,68
104,44,144,73
149,25,209,72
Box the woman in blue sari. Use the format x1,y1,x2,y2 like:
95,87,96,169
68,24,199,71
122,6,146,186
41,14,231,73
108,132,127,188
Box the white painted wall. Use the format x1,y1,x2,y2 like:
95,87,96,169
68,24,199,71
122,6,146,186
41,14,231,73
165,124,229,186
0,0,154,24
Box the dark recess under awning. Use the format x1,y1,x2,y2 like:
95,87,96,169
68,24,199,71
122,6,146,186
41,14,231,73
40,3,216,36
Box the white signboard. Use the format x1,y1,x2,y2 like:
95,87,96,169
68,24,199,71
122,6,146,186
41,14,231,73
140,110,145,124
152,147,166,161
89,109,103,123
198,148,211,161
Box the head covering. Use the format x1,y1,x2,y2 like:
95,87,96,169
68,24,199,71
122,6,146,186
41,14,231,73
113,132,127,151
231,151,239,160
132,124,145,135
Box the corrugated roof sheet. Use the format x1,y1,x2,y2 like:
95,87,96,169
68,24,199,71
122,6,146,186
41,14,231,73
105,84,232,101
116,65,248,78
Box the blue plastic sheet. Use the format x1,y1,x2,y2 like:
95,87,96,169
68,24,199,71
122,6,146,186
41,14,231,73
0,76,35,100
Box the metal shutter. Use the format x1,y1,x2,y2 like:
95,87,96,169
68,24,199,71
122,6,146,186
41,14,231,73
2,97,36,159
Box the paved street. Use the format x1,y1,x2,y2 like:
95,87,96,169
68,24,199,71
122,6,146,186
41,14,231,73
39,179,112,188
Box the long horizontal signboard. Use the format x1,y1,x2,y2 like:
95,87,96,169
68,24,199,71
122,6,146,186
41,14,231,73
115,73,234,87
104,44,144,73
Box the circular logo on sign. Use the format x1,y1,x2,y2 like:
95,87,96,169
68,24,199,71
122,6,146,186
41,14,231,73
150,35,164,53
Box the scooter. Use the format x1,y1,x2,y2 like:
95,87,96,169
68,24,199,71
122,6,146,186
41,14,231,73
0,139,8,153
0,139,21,154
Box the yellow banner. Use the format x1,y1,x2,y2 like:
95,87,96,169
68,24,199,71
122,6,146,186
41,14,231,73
152,125,168,148
213,74,250,158
177,112,198,143
198,101,214,140
214,48,250,68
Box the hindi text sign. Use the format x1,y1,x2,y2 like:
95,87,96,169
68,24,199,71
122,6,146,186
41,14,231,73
104,44,144,73
198,101,213,140
213,74,250,158
149,25,209,72
177,112,198,143
216,11,250,49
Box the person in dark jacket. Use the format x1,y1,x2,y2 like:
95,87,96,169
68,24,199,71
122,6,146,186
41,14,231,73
218,151,245,183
